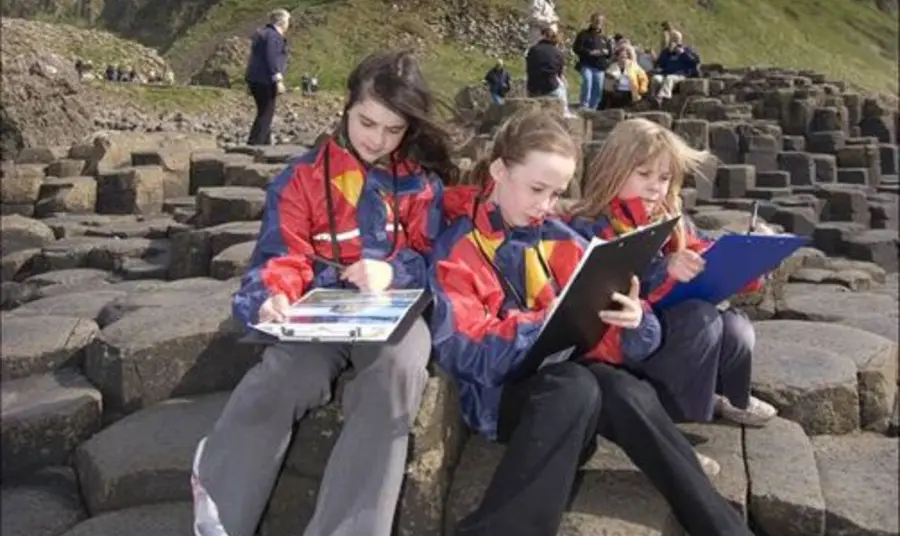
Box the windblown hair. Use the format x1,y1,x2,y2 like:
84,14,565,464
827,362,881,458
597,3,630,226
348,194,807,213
345,49,459,184
569,117,711,247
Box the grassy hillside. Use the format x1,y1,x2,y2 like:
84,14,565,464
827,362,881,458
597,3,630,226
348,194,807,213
159,0,898,97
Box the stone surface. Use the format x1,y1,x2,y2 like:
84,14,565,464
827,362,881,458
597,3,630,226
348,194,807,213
812,434,899,536
1,370,102,479
74,392,228,514
754,321,898,431
745,417,826,536
83,288,259,417
0,467,87,536
0,315,99,380
58,501,192,536
751,338,860,435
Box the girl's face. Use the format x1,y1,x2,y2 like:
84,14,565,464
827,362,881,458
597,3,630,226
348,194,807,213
346,96,409,164
618,153,673,213
491,150,575,227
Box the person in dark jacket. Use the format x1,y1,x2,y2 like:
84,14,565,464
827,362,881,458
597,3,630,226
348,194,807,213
245,8,291,145
651,30,700,103
572,13,614,109
526,26,574,116
484,59,512,105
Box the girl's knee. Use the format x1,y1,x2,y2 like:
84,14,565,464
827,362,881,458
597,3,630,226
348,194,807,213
379,319,432,382
548,363,601,416
665,299,724,346
723,309,756,354
605,373,664,417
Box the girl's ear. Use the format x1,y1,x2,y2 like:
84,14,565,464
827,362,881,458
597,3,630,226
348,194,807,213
489,158,508,185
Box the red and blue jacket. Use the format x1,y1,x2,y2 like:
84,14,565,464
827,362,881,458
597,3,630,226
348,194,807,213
567,196,763,307
233,137,445,326
429,186,662,439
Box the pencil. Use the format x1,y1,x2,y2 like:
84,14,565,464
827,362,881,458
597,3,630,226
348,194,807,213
747,201,759,234
310,254,344,270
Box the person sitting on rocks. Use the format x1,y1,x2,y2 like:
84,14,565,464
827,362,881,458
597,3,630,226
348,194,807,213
566,118,779,474
651,30,700,105
636,45,656,72
484,59,512,105
572,12,615,110
526,26,575,117
245,8,291,145
105,64,116,81
602,44,648,109
190,49,459,536
429,108,755,536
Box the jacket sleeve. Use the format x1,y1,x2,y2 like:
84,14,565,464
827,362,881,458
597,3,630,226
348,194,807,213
232,166,314,326
429,247,547,388
388,176,445,289
588,301,663,362
264,31,284,81
572,30,586,57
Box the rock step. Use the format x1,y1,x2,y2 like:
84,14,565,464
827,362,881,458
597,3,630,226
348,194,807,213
445,426,748,536
83,287,258,418
0,314,99,381
812,434,899,536
1,370,102,480
74,392,228,515
0,467,87,536
753,320,897,432
745,417,826,536
59,502,192,536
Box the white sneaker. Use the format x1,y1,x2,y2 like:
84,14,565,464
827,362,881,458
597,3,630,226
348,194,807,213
192,438,230,536
715,395,778,427
695,450,721,478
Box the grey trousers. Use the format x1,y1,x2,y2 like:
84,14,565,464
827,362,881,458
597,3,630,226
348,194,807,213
192,318,431,536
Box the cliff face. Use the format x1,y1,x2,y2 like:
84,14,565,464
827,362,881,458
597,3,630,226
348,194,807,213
0,18,170,158
0,0,218,51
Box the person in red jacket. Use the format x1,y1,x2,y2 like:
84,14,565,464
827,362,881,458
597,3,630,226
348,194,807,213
190,50,457,536
430,109,753,536
568,117,778,472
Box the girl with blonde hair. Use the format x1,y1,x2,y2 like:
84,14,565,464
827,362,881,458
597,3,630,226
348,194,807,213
568,118,778,472
433,109,754,536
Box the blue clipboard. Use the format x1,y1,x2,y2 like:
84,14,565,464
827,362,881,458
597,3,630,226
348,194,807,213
655,233,810,309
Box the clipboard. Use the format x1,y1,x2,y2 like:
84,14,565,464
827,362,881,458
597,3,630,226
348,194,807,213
239,288,432,345
515,215,681,379
654,233,810,309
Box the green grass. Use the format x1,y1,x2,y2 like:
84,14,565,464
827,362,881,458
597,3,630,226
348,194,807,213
96,82,236,111
160,0,897,98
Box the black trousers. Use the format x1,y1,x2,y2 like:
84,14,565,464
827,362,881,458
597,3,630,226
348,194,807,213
247,81,278,146
454,360,752,536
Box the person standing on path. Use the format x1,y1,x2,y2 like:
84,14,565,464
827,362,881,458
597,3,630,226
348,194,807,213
245,8,290,145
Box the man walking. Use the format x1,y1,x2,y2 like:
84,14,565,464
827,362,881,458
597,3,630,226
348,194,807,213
245,8,290,145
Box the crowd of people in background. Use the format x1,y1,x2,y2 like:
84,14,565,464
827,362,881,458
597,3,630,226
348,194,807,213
486,5,702,114
73,57,175,85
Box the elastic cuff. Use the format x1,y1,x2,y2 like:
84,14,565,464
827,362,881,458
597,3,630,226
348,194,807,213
272,73,283,82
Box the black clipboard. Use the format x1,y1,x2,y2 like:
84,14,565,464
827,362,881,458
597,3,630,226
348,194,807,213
515,215,681,378
238,289,432,346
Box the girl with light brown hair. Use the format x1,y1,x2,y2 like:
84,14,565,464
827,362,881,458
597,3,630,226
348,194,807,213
568,118,778,473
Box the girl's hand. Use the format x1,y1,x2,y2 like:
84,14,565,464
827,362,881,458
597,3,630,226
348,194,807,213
667,249,705,282
342,259,394,292
258,293,290,323
599,276,644,329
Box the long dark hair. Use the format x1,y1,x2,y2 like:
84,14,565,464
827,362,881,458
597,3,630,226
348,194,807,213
344,50,459,184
